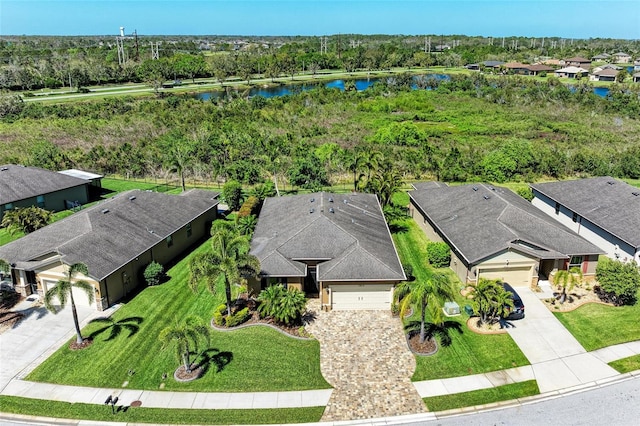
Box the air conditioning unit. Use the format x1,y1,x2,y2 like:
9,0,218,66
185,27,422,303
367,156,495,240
443,301,461,316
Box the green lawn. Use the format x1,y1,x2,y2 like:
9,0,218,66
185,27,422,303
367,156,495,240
609,354,640,374
391,215,529,381
423,380,539,412
27,238,329,392
0,396,324,425
554,297,640,351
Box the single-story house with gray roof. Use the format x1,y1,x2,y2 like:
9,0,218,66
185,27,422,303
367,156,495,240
249,192,405,311
0,189,219,310
531,177,640,264
409,183,603,287
0,164,90,221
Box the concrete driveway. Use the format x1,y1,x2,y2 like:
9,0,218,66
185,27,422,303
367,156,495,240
305,300,426,421
0,297,95,391
506,287,617,393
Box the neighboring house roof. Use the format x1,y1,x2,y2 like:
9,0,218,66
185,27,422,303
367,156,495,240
410,184,603,266
592,68,619,77
0,164,89,205
564,56,591,63
592,53,611,60
531,177,640,249
59,169,104,181
634,72,640,78
556,66,589,74
250,192,405,282
0,189,219,281
411,181,448,191
613,52,631,57
483,60,504,67
503,62,528,69
527,64,555,72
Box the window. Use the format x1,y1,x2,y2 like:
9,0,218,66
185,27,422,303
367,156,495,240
554,202,560,214
166,235,173,247
186,223,192,238
568,256,583,269
572,212,579,223
36,195,45,208
4,203,13,211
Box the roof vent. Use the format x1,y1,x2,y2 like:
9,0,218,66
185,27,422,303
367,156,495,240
483,195,490,200
129,196,136,201
343,199,348,204
472,187,478,191
607,181,615,185
101,209,110,214
632,192,640,196
0,167,8,171
310,208,315,214
328,197,334,203
351,218,355,223
329,207,335,213
310,198,315,202
490,186,495,191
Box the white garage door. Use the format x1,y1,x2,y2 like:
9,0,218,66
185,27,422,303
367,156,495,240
330,284,393,310
42,279,96,309
479,267,531,287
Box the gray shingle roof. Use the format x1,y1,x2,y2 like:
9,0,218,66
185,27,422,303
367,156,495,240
411,181,448,191
250,192,405,281
531,177,640,249
0,189,219,281
0,164,89,205
410,184,603,265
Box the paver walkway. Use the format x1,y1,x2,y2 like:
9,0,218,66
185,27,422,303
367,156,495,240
304,300,426,421
505,287,618,393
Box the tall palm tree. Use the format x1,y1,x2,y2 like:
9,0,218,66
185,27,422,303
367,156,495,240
159,315,210,373
395,267,456,343
468,278,514,325
189,221,260,317
43,262,95,345
554,267,583,304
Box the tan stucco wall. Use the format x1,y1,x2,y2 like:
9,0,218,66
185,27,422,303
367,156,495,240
36,263,100,306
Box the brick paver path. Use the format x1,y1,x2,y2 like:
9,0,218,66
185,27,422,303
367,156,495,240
305,300,426,421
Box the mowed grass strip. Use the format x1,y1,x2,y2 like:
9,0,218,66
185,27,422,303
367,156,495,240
423,380,539,412
554,294,640,351
27,238,329,392
391,212,529,381
0,396,324,425
609,354,640,374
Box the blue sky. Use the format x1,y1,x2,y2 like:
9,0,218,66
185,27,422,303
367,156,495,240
1,1,638,39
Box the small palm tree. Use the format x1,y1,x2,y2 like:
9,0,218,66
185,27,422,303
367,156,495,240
395,267,456,343
43,262,95,345
190,221,260,317
159,315,210,373
554,267,583,304
257,284,307,325
468,279,514,325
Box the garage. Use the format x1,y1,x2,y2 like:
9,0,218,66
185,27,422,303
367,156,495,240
41,279,97,309
478,266,532,287
328,283,393,310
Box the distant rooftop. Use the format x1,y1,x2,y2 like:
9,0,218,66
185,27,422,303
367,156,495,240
59,169,104,181
0,164,89,205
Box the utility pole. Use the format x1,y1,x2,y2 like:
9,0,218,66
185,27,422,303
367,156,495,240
150,42,159,60
134,29,139,61
541,37,545,49
502,37,505,49
116,26,126,66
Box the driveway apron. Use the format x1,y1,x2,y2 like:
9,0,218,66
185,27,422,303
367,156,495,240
506,287,617,393
305,300,426,421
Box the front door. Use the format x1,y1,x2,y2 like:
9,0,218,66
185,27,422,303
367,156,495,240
304,267,319,295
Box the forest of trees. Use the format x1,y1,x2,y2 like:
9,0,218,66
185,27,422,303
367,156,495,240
1,34,638,92
1,73,639,189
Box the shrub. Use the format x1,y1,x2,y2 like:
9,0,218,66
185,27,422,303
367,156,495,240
238,196,260,218
516,187,534,201
225,307,250,327
595,259,640,306
257,284,307,326
143,261,164,286
212,304,226,326
426,242,451,268
222,180,243,211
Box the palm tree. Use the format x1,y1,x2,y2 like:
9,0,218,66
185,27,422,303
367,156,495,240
395,267,456,343
43,262,95,345
468,279,514,325
189,221,260,317
366,169,402,206
257,284,307,325
1,206,52,234
554,267,583,304
159,315,210,373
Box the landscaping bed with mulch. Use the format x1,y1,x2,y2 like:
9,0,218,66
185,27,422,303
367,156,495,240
466,317,509,335
406,332,438,356
211,309,313,339
0,290,24,334
542,286,613,312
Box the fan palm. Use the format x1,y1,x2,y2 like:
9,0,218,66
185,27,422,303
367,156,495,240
395,267,456,343
554,267,583,304
43,262,95,345
189,221,260,317
468,278,514,325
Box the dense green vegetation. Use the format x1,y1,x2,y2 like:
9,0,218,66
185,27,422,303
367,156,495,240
27,237,329,392
423,380,539,412
2,76,639,192
392,215,529,380
0,396,324,424
554,291,640,351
